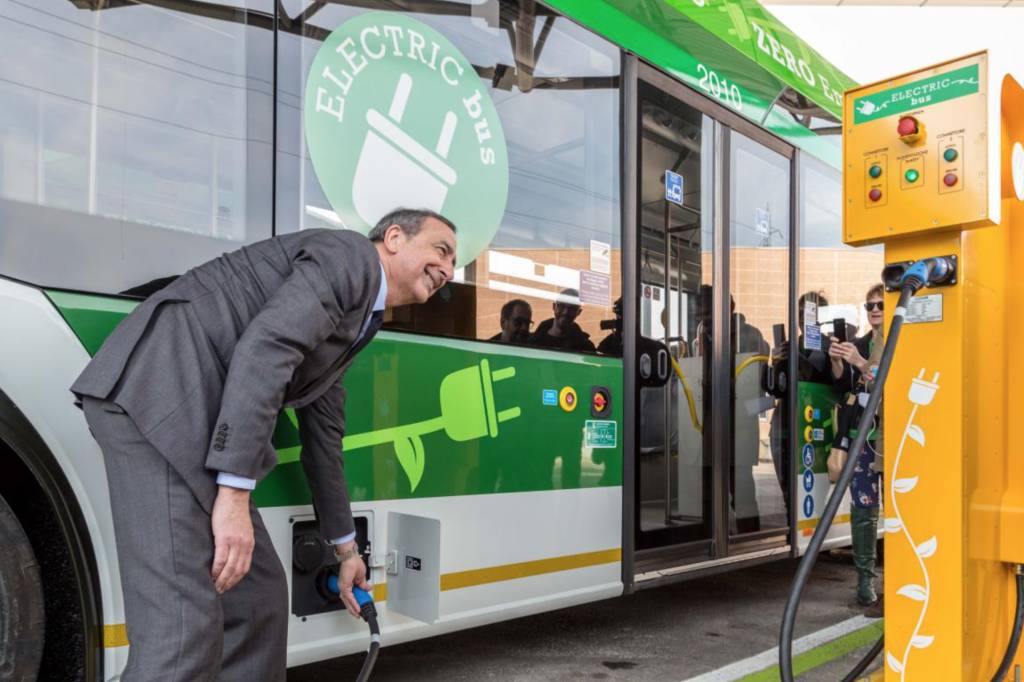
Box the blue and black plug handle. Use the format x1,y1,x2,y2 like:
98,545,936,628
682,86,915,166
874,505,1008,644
324,573,380,682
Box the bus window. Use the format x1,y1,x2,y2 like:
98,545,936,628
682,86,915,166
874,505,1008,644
728,131,790,536
0,0,274,295
797,156,884,343
276,0,621,355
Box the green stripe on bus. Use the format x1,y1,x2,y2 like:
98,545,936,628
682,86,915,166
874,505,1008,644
48,291,623,505
46,291,138,356
545,0,855,123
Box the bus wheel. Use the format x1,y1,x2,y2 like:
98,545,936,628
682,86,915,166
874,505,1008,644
0,491,45,680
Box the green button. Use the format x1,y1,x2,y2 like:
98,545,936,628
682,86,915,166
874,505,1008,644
905,168,920,183
869,164,882,178
944,147,958,162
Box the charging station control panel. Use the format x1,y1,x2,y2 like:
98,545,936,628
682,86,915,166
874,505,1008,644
844,52,991,245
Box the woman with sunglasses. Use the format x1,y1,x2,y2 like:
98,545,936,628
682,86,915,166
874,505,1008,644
828,283,885,616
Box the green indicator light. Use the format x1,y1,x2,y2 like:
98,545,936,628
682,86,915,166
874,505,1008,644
905,168,920,183
944,147,958,162
869,164,882,178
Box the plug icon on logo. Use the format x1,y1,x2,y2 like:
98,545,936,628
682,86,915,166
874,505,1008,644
341,359,520,492
352,72,459,224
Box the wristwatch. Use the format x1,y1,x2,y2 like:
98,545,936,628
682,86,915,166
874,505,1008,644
333,543,360,562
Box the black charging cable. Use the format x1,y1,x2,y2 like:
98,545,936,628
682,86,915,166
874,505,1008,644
779,277,921,680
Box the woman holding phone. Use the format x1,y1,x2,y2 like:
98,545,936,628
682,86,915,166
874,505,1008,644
829,283,885,615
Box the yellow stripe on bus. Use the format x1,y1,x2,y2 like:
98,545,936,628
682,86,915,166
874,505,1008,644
440,548,621,591
798,513,851,533
103,547,622,648
104,623,129,648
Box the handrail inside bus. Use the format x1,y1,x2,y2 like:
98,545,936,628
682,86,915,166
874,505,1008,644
669,354,770,434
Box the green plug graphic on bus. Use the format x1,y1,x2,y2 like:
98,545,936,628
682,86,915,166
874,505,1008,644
341,359,521,491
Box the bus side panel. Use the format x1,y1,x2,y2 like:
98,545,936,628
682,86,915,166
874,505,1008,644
0,280,129,677
49,291,626,665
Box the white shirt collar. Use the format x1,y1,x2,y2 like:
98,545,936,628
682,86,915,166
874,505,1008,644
374,261,387,312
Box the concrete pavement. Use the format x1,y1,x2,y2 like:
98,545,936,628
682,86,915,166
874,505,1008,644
289,552,882,681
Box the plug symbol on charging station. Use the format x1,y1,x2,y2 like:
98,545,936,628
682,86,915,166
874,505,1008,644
352,72,459,224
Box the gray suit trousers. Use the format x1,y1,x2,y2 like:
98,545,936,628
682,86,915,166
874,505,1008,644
84,398,288,682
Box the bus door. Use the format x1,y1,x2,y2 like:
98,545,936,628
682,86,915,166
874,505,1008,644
634,77,715,559
630,63,793,574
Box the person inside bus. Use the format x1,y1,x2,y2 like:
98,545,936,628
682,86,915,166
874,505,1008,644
529,288,596,352
596,297,623,356
767,291,834,517
489,298,533,344
71,208,457,682
829,283,885,616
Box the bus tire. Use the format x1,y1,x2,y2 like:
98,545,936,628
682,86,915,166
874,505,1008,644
0,491,46,680
1,390,103,681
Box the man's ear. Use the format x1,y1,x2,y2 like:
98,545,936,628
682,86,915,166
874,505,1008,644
382,224,404,254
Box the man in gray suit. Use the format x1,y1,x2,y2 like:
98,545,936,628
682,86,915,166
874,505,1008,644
72,208,457,681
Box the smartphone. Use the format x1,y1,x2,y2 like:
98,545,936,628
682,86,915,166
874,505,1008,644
773,323,786,348
832,317,847,343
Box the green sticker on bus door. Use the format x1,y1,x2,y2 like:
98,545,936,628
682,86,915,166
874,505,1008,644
584,420,617,448
304,12,509,267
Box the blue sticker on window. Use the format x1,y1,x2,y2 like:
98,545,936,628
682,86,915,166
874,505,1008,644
803,469,815,492
801,443,815,469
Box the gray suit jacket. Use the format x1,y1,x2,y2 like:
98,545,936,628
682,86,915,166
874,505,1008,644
72,229,382,540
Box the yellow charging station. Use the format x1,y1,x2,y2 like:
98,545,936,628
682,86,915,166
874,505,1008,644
843,51,1024,680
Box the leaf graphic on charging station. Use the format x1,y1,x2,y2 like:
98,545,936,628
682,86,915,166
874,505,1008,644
897,584,928,601
916,537,938,559
907,424,926,445
887,652,904,673
911,635,935,649
884,517,903,533
394,436,426,492
894,476,919,493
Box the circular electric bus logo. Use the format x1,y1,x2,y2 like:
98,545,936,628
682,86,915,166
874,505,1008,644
304,12,509,267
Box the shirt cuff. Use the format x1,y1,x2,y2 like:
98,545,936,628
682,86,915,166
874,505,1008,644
330,531,357,545
215,472,257,490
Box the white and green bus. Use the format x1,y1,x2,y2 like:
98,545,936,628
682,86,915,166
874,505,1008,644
0,0,883,678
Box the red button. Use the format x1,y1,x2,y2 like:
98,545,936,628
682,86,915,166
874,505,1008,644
869,188,882,202
897,116,919,137
944,173,958,187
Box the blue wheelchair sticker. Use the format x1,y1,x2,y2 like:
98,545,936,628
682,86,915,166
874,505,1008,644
801,443,815,469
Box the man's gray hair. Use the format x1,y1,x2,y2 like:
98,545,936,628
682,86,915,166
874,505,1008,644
367,208,457,242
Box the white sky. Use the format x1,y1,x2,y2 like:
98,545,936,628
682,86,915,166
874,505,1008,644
767,5,1024,85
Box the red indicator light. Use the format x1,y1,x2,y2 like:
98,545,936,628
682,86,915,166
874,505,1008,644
869,188,882,202
944,173,958,187
897,116,919,137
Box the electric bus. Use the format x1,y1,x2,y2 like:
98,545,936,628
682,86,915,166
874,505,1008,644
0,0,884,677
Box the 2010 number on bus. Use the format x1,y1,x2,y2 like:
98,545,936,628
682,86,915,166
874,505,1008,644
697,63,743,112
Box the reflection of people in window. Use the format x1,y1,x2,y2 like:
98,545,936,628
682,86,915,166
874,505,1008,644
596,297,623,356
529,289,596,352
694,284,769,534
489,299,533,344
768,291,831,519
